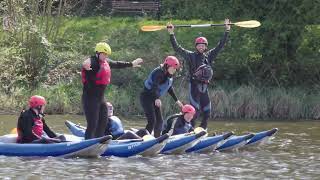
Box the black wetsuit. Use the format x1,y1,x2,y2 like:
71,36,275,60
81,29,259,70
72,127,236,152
82,56,132,139
16,109,57,143
170,32,229,129
140,66,178,138
162,114,194,135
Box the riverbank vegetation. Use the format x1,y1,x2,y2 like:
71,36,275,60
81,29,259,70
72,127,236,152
0,0,319,120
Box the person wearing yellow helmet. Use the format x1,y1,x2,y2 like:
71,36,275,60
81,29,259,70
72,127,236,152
81,42,143,140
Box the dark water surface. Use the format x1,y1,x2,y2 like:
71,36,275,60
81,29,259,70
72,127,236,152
0,115,319,179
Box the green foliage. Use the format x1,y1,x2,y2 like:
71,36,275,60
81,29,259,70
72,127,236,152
0,0,319,119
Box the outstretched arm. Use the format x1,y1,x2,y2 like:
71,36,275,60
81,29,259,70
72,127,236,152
43,119,57,138
108,58,143,69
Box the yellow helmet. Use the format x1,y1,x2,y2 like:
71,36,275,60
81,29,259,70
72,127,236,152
95,42,111,55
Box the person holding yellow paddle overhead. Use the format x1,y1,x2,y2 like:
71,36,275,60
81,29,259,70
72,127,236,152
167,19,231,130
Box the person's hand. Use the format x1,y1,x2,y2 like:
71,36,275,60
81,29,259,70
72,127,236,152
155,99,162,107
132,58,143,67
167,22,174,34
83,58,92,70
225,18,231,32
176,100,183,108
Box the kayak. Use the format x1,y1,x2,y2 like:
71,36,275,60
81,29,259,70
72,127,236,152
216,133,254,151
244,128,278,147
185,132,234,153
130,128,209,154
0,134,111,158
65,121,278,155
65,120,169,157
161,131,207,154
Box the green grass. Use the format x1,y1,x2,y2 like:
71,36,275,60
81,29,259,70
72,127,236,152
0,17,319,120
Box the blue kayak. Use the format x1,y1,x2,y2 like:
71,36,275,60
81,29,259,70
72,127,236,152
185,132,234,153
244,128,278,147
0,135,111,157
161,131,207,154
216,133,254,151
65,120,169,157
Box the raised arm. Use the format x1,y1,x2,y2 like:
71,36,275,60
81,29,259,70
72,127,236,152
207,19,231,62
167,23,192,61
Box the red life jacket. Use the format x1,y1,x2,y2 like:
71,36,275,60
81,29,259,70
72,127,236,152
81,58,111,85
32,117,43,137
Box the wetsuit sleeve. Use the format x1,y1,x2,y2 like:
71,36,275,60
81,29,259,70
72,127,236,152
167,86,178,102
207,31,229,62
170,34,192,61
83,58,99,84
42,119,57,138
162,116,175,134
188,126,194,132
19,112,39,140
108,58,133,69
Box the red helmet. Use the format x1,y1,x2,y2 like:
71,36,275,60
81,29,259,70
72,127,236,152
29,95,46,108
182,104,196,114
195,37,208,46
164,56,180,69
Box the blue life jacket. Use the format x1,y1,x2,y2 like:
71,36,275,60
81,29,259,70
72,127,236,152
144,67,173,97
108,116,124,137
174,121,192,135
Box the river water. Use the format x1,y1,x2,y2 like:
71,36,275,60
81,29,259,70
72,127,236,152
0,115,319,179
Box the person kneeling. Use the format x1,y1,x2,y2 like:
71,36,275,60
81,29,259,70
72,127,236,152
162,104,196,136
104,102,149,140
16,96,65,144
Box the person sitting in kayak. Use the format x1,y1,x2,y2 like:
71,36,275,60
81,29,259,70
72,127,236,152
103,102,149,140
16,95,65,143
162,104,196,136
140,56,183,138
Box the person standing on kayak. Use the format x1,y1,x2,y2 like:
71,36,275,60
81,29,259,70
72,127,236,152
162,104,196,135
140,56,183,138
82,42,143,139
167,19,231,129
16,95,65,143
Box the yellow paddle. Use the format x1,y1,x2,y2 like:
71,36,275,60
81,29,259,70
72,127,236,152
141,20,261,32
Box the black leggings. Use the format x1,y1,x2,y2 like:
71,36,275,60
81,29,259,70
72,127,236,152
189,82,211,129
116,129,150,140
82,94,108,139
140,92,163,138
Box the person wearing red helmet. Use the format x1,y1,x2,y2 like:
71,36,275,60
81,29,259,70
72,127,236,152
82,42,143,140
167,19,231,130
16,96,65,143
162,104,196,135
140,56,183,137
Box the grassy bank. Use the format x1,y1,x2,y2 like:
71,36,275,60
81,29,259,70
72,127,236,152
0,81,319,120
0,17,319,120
